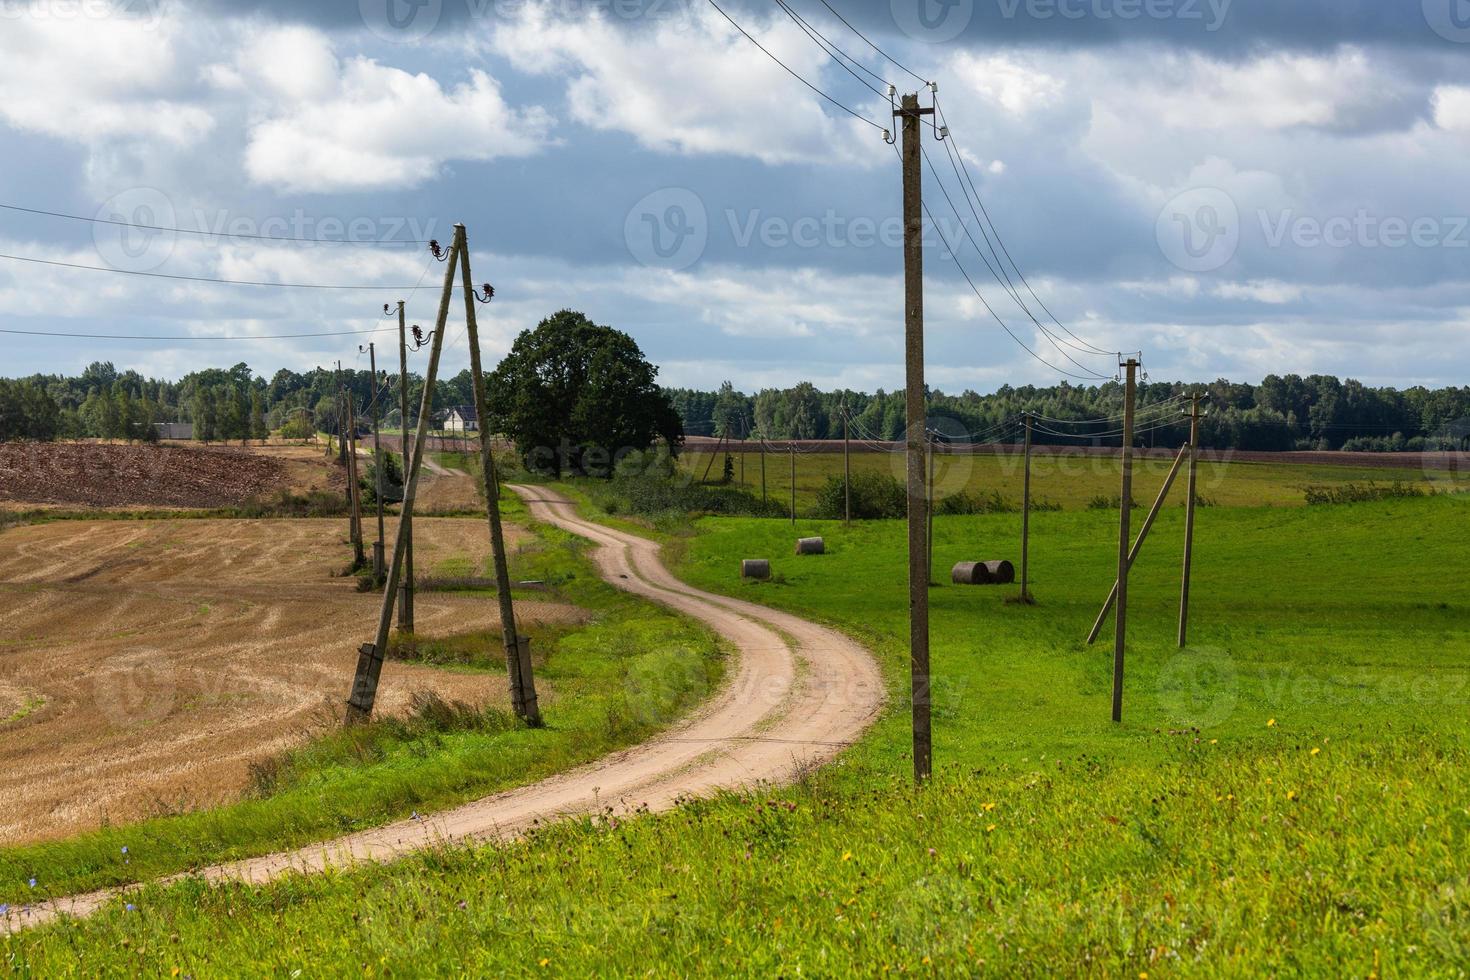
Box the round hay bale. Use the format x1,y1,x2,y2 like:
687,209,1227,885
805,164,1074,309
951,560,1016,586
741,559,771,580
795,537,825,556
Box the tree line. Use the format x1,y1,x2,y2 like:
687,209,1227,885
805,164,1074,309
667,376,1470,452
0,360,491,444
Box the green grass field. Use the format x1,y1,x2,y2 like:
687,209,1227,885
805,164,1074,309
0,494,723,908
7,489,1469,974
680,447,1462,511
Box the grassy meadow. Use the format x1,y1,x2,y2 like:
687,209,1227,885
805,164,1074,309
7,482,1470,974
680,445,1458,511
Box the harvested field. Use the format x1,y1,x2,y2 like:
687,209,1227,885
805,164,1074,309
0,517,586,845
0,443,295,509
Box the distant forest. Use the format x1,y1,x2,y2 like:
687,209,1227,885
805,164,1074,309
2,364,1468,453
668,377,1470,452
0,361,484,444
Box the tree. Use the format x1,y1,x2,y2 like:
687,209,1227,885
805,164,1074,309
250,389,269,442
486,310,683,476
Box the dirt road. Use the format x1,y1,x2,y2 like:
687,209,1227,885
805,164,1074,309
4,486,884,931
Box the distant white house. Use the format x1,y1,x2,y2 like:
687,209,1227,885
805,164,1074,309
154,422,195,440
444,405,478,433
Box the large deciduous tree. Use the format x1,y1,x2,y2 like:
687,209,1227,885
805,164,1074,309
486,310,683,476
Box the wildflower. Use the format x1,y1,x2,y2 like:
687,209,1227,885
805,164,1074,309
125,903,136,912
121,846,128,854
538,958,550,968
1287,791,1297,801
986,824,996,832
27,878,35,889
841,851,852,862
1209,739,1218,745
1311,747,1321,756
1267,719,1276,727
0,904,9,915
982,802,996,812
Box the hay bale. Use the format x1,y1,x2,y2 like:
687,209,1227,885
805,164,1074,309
951,560,1016,586
741,559,771,580
795,537,825,556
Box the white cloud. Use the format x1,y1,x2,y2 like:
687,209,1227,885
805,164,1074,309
490,4,880,166
1432,85,1470,132
0,5,212,146
224,28,550,193
1213,280,1304,304
950,53,1063,117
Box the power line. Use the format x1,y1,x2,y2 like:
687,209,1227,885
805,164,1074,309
814,0,929,87
0,203,434,246
0,252,447,290
772,0,891,98
920,143,1112,380
0,326,389,342
705,0,887,133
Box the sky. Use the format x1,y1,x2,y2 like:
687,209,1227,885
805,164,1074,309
2,0,1469,392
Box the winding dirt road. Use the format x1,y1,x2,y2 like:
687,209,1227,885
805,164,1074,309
4,485,883,932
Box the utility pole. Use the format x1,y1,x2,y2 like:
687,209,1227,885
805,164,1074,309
394,301,415,632
843,399,851,526
789,444,796,525
361,342,386,583
1020,412,1033,603
760,436,767,506
345,389,366,570
459,225,540,724
345,232,457,724
1178,392,1204,647
899,90,934,781
926,427,936,583
1111,358,1139,723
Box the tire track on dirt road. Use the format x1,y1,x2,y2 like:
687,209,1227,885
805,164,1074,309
3,485,883,932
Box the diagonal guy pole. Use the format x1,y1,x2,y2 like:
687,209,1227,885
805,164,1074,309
459,227,540,724
343,231,457,725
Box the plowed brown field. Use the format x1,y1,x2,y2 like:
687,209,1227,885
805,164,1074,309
0,516,584,845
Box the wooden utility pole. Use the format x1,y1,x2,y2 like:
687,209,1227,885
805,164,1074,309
760,437,767,505
344,233,457,724
362,342,386,583
899,91,933,781
345,390,366,570
789,445,796,525
395,301,415,632
1020,412,1033,603
459,225,540,724
1111,358,1139,723
1178,393,1204,647
926,428,936,583
842,399,851,526
1087,440,1190,644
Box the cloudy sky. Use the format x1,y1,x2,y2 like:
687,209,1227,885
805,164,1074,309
2,0,1469,391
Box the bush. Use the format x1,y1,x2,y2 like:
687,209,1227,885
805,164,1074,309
936,489,1016,515
811,472,907,520
1088,494,1140,510
1303,481,1427,505
587,472,789,522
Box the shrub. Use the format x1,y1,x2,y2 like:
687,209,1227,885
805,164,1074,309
811,472,907,520
586,472,788,521
936,489,1015,515
1088,494,1139,510
1303,481,1427,505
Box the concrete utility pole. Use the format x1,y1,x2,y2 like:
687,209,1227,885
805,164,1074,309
1178,392,1205,647
899,90,934,781
395,301,415,632
344,232,457,725
1111,358,1139,723
1020,412,1033,603
842,398,851,526
361,342,386,583
459,226,540,724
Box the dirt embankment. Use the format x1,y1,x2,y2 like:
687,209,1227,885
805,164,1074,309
0,443,289,509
